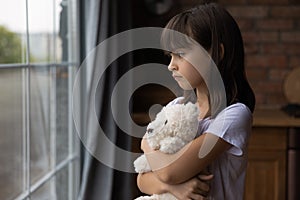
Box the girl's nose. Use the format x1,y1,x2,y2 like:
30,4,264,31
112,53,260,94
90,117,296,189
168,58,178,71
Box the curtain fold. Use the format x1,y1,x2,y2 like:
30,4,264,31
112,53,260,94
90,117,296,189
78,0,137,199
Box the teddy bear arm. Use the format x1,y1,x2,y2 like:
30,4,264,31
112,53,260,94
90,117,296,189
133,154,151,173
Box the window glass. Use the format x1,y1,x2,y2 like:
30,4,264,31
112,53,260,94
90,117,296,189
30,177,55,200
0,68,25,199
0,0,79,199
56,0,69,62
56,65,70,164
0,0,27,63
30,66,52,184
55,165,69,200
28,0,55,63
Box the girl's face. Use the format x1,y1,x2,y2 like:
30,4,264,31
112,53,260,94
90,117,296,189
167,48,205,90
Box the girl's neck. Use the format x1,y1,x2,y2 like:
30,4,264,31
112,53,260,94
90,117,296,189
196,87,210,119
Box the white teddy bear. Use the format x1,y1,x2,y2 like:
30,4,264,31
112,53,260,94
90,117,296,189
134,102,200,200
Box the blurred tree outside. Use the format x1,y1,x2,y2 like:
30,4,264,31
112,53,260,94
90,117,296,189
0,25,24,64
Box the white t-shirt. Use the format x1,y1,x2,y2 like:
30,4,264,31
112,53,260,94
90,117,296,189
168,97,253,200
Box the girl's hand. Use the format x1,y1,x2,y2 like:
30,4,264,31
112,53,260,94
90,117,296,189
167,173,213,200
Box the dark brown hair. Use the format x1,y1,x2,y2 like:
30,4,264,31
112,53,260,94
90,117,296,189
161,2,255,112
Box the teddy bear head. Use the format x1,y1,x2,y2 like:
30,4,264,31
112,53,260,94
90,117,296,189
145,102,200,153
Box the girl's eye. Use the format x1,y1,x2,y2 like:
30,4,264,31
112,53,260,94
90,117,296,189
166,50,185,59
174,51,185,58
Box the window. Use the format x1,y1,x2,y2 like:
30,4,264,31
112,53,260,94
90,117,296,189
0,0,80,200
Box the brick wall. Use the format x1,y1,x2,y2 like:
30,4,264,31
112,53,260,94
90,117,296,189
224,0,300,109
179,0,300,109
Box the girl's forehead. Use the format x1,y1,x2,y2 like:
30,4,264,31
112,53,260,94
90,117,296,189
161,33,195,51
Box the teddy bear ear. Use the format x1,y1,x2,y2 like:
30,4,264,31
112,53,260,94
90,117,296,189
149,104,164,121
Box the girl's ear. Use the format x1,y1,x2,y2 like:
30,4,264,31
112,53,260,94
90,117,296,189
220,43,225,60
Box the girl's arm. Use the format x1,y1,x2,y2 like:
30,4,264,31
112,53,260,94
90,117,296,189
137,171,213,198
137,172,168,194
142,133,232,184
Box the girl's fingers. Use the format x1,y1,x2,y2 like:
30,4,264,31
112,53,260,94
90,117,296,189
196,180,210,193
189,193,208,200
198,174,214,181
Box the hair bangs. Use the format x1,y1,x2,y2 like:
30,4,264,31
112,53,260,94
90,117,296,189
160,12,195,53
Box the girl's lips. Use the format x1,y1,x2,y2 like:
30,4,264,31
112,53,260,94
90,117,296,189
172,74,182,79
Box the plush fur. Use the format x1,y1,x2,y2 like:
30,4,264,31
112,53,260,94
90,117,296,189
134,102,200,200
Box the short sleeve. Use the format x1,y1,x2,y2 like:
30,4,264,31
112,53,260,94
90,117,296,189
205,103,253,156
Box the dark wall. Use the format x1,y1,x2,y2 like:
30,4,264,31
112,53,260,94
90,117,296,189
130,0,185,115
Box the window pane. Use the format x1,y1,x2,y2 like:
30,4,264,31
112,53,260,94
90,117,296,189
0,68,25,199
55,166,69,200
28,0,55,63
56,66,69,164
0,0,27,64
30,66,52,184
56,0,69,62
70,159,80,199
31,178,55,200
61,0,79,64
0,0,79,199
31,165,71,200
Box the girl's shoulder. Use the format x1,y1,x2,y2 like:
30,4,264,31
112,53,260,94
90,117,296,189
211,102,253,131
167,98,252,120
222,102,252,119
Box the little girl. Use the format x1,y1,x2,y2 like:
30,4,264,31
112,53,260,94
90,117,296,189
137,2,255,200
